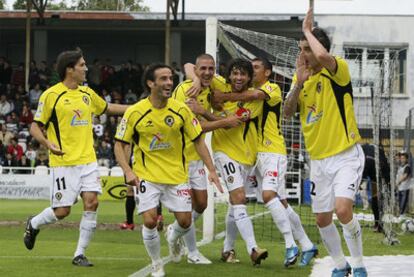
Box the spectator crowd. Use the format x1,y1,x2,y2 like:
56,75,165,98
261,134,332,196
0,56,185,172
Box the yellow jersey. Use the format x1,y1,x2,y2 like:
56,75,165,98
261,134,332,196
34,82,107,167
293,56,361,160
115,97,203,185
257,81,286,155
210,76,263,165
172,79,211,162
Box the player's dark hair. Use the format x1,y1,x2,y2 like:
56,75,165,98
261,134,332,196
300,27,331,52
252,57,272,72
225,58,253,87
142,63,172,93
56,48,83,81
195,53,215,65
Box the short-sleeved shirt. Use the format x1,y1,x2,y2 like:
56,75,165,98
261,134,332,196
397,164,412,191
172,79,211,162
292,56,361,160
34,82,107,167
257,81,286,155
210,76,265,165
115,97,202,185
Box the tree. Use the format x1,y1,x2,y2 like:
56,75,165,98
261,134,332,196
0,0,5,10
13,0,27,10
76,0,149,11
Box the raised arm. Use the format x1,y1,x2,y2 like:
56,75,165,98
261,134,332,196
213,89,268,103
183,62,201,97
302,8,337,74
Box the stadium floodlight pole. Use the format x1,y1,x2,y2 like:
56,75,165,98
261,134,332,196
165,0,172,65
202,17,218,243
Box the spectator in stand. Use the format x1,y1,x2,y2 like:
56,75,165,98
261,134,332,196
0,140,6,165
0,59,13,87
25,142,37,167
124,89,138,104
17,154,31,173
0,123,14,145
35,143,49,166
102,88,111,103
0,94,12,116
87,59,101,92
19,103,34,128
396,151,412,216
4,152,18,169
92,117,104,138
13,92,26,115
6,112,19,133
97,140,113,168
7,137,24,161
29,60,40,87
11,63,25,88
29,83,42,110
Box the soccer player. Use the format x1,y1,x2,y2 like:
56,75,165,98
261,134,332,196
212,59,268,266
114,63,221,277
284,7,367,277
23,48,129,266
172,53,242,264
214,57,318,267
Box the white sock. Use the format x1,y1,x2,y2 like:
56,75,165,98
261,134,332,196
318,222,347,269
223,206,238,253
31,207,58,229
142,225,161,262
341,216,364,268
168,221,190,244
286,205,314,251
74,211,97,257
233,204,257,255
183,222,198,256
265,198,296,248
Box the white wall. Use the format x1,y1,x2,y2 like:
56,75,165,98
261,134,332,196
317,14,414,128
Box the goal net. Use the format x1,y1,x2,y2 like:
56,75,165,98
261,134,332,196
203,18,405,246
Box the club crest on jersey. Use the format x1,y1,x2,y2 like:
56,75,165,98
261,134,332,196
192,118,199,127
164,115,174,127
55,192,62,201
71,109,88,126
265,84,273,92
316,82,322,93
82,95,90,105
227,176,234,184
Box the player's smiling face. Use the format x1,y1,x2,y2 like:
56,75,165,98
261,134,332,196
195,58,215,88
299,40,319,70
229,68,250,92
252,60,269,86
71,57,88,84
151,67,173,99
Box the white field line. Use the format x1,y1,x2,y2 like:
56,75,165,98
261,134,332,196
0,255,145,261
129,210,270,277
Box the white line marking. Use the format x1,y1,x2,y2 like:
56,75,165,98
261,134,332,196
0,255,145,261
129,210,270,277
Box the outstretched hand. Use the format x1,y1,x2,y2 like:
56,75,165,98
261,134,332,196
186,78,202,98
46,141,65,156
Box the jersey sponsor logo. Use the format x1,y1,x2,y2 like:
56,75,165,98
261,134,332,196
34,101,44,119
70,109,88,126
64,99,71,105
149,133,171,151
116,118,127,138
82,95,90,105
306,104,323,124
164,115,174,127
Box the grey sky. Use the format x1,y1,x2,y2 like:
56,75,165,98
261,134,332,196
3,0,414,15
